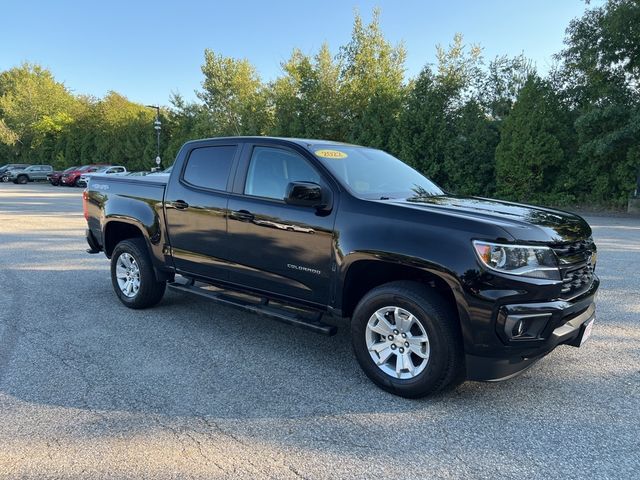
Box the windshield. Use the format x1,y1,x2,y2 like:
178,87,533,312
313,146,443,199
63,166,78,173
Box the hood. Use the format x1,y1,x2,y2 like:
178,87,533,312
394,195,591,244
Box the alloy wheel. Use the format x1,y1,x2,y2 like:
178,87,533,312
115,253,141,298
365,306,430,380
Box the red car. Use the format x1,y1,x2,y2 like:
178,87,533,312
48,166,78,186
60,165,107,187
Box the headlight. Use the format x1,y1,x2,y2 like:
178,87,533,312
472,241,560,280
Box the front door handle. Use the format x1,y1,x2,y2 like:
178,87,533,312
230,209,255,222
171,200,189,210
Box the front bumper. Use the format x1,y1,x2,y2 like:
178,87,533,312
466,277,598,381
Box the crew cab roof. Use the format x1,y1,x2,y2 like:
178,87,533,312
182,136,359,149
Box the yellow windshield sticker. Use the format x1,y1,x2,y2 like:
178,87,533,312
315,149,348,159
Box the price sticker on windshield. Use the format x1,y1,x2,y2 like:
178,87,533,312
315,149,348,159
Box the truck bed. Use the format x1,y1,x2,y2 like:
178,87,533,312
85,174,170,259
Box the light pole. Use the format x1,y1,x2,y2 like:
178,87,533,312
146,104,161,170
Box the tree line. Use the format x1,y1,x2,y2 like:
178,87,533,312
0,0,638,208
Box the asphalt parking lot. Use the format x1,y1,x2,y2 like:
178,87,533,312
0,182,638,479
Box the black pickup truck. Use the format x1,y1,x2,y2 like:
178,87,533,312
84,137,599,398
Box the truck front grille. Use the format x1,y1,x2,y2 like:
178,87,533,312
560,263,595,295
551,237,596,298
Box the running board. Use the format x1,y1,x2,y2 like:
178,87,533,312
167,281,337,336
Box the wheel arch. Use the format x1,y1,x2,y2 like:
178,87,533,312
103,219,146,258
103,219,173,282
338,253,475,338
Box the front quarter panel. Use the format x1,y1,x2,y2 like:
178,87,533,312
334,197,516,351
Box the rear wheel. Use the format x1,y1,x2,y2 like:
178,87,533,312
351,281,465,398
111,238,166,309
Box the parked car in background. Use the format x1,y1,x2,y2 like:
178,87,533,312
77,165,127,187
148,165,173,175
127,171,151,177
48,166,78,186
60,165,106,187
9,165,53,184
0,164,30,182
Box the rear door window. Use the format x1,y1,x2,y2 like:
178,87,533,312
183,145,237,191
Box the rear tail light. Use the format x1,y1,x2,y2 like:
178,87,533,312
82,190,89,220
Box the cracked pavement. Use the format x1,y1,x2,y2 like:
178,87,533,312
0,183,638,479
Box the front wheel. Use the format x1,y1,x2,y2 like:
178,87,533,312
17,175,28,184
351,281,465,398
111,238,166,309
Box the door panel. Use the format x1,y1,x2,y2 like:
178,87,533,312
164,144,239,280
226,145,337,304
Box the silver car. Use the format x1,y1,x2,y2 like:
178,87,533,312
77,165,128,187
9,165,53,184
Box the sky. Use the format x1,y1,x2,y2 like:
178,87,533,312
1,0,600,106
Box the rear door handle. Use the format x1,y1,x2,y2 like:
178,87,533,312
231,209,255,222
171,200,189,210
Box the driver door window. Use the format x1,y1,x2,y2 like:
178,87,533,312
244,147,321,201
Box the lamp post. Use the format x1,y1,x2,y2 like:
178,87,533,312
145,104,161,170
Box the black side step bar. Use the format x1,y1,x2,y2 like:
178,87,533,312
167,281,337,336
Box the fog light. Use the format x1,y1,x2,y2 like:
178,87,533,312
512,319,525,337
503,312,553,341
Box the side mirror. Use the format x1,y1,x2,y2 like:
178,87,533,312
285,181,329,209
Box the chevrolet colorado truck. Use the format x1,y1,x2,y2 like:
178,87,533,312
84,137,599,398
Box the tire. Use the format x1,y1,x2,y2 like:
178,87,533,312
351,281,465,398
17,175,28,185
110,238,166,309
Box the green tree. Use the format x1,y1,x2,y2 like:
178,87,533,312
162,93,208,162
338,9,406,150
482,54,535,121
392,68,450,185
271,44,343,140
392,34,487,191
555,0,640,206
495,75,574,203
197,49,271,136
0,63,77,161
445,100,500,196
